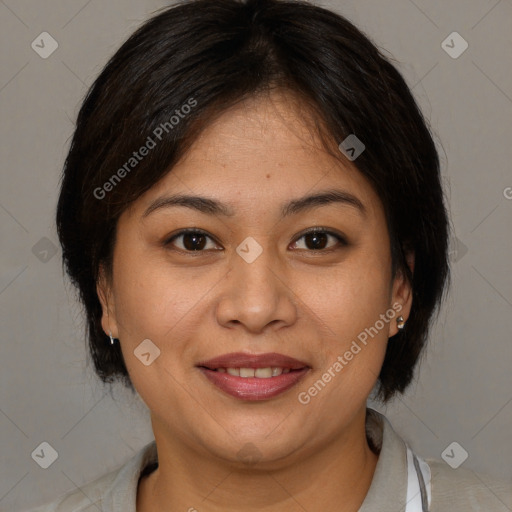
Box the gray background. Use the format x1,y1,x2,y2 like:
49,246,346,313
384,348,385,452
1,0,511,510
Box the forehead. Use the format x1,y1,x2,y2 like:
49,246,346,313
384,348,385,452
126,90,384,222
180,91,336,170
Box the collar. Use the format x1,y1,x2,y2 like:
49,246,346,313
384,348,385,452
358,408,409,512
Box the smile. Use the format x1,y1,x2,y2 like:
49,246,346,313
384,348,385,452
198,366,310,401
213,367,292,377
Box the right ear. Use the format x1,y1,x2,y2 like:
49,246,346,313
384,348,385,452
96,264,119,338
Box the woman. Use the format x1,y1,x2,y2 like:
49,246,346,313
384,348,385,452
28,0,511,510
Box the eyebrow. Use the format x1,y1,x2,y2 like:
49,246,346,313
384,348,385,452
141,188,367,220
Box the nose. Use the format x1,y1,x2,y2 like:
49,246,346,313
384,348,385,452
215,243,298,333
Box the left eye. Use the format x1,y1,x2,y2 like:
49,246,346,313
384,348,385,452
291,229,346,251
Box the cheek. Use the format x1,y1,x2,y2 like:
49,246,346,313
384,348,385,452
114,262,215,341
304,254,391,331
298,249,392,382
298,279,390,416
111,253,212,407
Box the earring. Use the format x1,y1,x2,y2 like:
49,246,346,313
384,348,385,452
396,316,405,330
109,330,115,345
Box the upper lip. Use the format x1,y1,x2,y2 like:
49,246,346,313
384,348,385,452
196,352,310,370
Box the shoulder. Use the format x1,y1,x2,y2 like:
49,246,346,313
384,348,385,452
23,440,158,512
23,466,120,512
426,458,512,511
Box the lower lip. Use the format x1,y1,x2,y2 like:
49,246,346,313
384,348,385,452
198,367,310,401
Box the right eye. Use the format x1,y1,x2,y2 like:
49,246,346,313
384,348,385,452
163,228,221,253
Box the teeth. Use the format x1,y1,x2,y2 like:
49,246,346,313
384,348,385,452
216,367,292,377
240,368,255,377
255,368,272,378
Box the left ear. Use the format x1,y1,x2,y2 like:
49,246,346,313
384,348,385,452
96,263,119,339
388,250,414,337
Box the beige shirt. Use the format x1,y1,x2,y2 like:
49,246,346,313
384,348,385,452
26,408,511,511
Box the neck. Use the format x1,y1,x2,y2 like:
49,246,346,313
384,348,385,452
137,407,379,512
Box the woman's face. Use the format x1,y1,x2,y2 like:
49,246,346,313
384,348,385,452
98,91,412,467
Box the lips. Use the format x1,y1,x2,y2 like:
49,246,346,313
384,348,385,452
196,352,311,401
196,352,309,370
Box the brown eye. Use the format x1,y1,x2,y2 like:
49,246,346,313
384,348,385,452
291,228,347,251
165,229,219,252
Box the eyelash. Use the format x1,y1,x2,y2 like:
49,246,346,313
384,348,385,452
163,227,348,254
